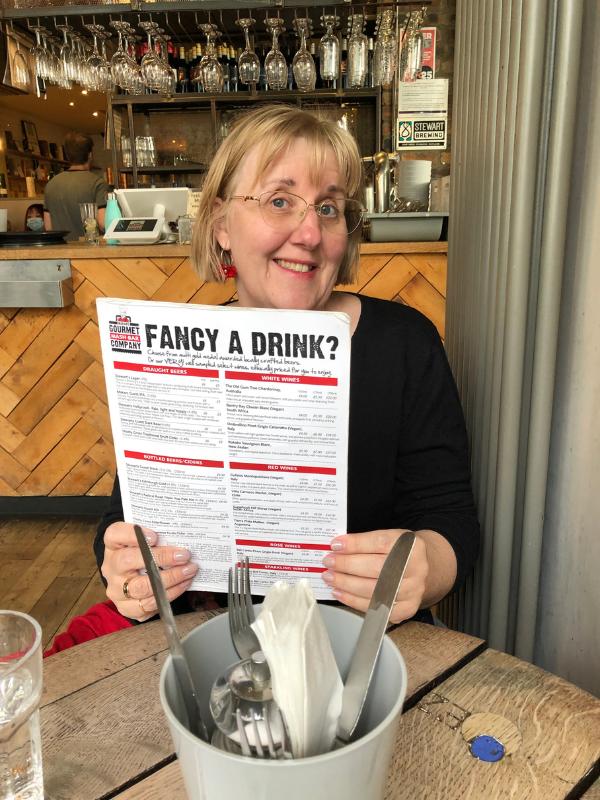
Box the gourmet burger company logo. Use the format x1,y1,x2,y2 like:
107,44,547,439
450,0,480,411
109,314,142,354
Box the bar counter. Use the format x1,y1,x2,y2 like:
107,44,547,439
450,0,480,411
0,240,448,511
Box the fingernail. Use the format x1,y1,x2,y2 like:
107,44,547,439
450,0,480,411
322,554,335,568
332,589,343,600
321,570,334,585
173,549,191,562
182,563,198,577
330,537,347,552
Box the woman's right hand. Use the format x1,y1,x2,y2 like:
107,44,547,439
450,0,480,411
101,522,199,621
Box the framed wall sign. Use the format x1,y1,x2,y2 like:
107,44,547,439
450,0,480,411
21,119,40,154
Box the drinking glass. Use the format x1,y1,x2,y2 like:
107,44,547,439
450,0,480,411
154,33,177,96
292,18,316,93
0,610,43,800
80,203,99,244
10,26,30,91
400,9,425,83
236,18,260,88
319,15,340,86
264,18,287,91
347,14,367,89
373,10,397,88
29,26,50,82
56,23,75,86
140,21,164,92
198,24,224,94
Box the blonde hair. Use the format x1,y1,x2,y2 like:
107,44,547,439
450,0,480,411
191,104,363,285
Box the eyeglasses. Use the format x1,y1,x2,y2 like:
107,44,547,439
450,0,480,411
229,190,364,236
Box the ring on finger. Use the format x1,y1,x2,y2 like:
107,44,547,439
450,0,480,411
123,578,133,599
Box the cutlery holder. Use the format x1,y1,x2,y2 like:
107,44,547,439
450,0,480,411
160,604,407,800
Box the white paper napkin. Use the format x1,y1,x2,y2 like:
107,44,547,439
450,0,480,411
251,581,343,758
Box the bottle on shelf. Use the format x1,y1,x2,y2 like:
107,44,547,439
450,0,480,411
217,45,228,92
340,37,348,89
367,37,374,88
229,46,239,92
310,41,321,89
177,46,189,93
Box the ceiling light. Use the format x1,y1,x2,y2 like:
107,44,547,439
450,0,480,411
92,111,99,117
81,89,88,95
69,101,75,107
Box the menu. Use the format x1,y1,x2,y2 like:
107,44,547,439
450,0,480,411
96,298,350,599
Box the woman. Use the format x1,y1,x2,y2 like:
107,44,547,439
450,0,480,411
24,203,45,232
95,105,479,625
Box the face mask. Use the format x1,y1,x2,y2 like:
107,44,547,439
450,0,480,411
27,217,44,232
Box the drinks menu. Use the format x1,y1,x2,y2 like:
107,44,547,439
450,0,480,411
97,298,350,599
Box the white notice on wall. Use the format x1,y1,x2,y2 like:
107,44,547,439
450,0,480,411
96,298,350,599
396,78,449,150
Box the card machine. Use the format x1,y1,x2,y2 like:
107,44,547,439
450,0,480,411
104,216,164,244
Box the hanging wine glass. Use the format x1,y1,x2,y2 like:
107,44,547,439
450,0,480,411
56,23,75,86
292,18,316,93
10,24,30,91
29,26,51,82
347,14,367,89
198,24,224,94
319,14,340,87
236,18,260,88
264,18,287,91
42,32,61,86
123,27,145,95
373,9,397,88
399,8,425,83
96,28,113,92
110,21,130,90
154,32,177,96
139,20,164,92
83,24,110,92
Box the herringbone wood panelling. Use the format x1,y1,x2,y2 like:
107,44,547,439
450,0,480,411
0,250,445,497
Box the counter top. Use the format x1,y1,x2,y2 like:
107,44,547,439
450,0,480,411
0,240,447,261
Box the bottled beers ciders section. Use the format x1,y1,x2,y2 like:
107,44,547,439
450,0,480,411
19,5,428,97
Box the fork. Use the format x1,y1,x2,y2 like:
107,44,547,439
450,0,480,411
235,706,293,760
228,556,262,660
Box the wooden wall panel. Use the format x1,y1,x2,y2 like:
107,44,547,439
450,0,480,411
0,249,446,497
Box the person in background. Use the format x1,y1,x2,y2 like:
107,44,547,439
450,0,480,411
24,203,45,232
95,104,480,626
44,131,108,242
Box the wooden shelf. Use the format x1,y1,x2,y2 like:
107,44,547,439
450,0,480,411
5,149,69,167
119,165,206,174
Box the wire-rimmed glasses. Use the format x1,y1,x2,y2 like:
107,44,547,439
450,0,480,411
229,191,364,236
319,14,340,86
292,18,316,93
264,18,287,91
236,17,260,88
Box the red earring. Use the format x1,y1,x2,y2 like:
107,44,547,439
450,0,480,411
220,263,237,279
219,247,237,279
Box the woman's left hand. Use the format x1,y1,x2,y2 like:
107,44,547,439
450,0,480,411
321,529,430,624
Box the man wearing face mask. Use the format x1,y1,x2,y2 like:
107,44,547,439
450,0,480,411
24,203,45,232
43,131,108,242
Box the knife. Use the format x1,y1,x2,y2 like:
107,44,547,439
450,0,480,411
134,524,209,742
335,531,416,746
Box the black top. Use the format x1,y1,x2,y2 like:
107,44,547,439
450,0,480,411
95,295,479,613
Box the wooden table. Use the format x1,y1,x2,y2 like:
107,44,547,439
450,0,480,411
40,611,600,799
